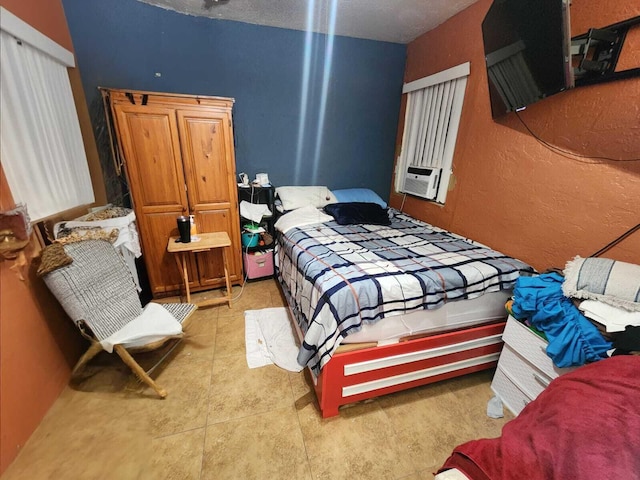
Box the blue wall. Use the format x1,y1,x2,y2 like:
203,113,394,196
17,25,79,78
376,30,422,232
62,0,406,199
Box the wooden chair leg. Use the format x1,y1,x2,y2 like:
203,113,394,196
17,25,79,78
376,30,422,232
113,345,167,398
71,341,103,377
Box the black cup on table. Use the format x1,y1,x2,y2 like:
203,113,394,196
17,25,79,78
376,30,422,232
176,216,191,243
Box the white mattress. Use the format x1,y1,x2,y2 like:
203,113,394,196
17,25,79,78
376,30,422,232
342,290,511,344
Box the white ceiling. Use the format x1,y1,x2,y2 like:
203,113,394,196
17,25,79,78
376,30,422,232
138,0,479,44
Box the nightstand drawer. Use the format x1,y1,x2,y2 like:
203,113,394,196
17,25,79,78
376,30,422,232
491,367,533,416
498,343,551,400
502,316,574,380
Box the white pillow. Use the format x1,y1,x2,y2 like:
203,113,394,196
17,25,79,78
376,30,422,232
275,186,337,211
563,256,640,312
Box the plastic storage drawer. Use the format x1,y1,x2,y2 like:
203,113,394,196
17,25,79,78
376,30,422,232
243,251,274,280
502,316,575,380
492,316,576,416
491,366,533,416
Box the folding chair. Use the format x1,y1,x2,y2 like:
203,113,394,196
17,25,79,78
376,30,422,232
40,239,197,398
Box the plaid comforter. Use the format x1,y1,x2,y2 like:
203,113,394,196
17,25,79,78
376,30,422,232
275,209,533,373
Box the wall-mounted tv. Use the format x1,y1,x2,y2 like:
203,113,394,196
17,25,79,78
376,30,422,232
482,0,573,118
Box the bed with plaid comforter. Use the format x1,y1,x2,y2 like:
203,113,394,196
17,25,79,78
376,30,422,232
275,208,533,374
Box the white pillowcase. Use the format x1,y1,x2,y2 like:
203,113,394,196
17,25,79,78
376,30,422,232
274,205,333,234
275,186,337,211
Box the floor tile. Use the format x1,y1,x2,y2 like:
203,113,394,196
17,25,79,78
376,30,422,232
201,406,312,480
138,356,214,437
297,401,415,480
219,282,273,318
148,428,206,480
289,370,317,412
172,332,217,362
4,278,516,480
397,473,429,480
2,389,149,480
185,307,219,336
208,354,294,424
378,372,510,472
213,312,246,358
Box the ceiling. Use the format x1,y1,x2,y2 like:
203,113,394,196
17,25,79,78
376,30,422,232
138,0,479,44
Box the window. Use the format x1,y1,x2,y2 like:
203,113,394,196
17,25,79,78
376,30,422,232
0,7,94,221
395,62,470,204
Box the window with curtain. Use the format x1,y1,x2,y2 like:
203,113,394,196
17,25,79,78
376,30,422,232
0,8,94,221
395,62,470,204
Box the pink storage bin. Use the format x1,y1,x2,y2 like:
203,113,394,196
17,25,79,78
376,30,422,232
243,251,274,279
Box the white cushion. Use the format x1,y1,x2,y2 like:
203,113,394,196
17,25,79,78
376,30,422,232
100,302,183,353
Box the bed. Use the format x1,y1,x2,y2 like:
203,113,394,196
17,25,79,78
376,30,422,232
273,187,533,417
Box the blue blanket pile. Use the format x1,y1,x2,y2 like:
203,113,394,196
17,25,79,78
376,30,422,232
511,273,611,367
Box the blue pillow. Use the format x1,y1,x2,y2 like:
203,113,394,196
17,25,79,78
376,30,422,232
331,188,387,208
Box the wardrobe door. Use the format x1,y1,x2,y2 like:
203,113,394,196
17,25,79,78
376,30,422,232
177,107,242,287
113,104,195,295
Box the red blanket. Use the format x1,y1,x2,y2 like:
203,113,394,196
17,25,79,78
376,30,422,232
439,356,640,479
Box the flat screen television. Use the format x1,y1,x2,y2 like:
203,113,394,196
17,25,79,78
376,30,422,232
482,0,574,118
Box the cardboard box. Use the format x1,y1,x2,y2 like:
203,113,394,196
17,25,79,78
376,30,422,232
243,250,274,280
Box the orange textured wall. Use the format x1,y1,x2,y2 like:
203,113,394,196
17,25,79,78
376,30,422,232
0,0,73,51
0,0,91,474
0,245,83,474
390,0,640,272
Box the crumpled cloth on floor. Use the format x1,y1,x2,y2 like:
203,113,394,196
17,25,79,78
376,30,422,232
511,273,611,367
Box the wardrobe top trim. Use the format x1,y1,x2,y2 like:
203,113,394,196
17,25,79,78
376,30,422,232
100,87,235,109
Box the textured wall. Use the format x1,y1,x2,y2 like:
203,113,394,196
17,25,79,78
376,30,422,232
0,2,88,474
61,0,406,199
390,0,640,272
0,0,73,50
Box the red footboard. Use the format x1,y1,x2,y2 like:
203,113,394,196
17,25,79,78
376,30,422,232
313,321,506,418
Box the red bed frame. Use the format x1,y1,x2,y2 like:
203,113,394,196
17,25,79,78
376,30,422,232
305,320,506,418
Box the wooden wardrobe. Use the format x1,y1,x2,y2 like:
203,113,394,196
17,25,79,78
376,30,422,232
106,88,242,298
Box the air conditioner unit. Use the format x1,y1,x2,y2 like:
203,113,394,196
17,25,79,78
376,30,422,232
402,166,441,200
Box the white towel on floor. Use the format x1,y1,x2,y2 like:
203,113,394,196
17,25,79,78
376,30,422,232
244,312,273,368
244,307,303,372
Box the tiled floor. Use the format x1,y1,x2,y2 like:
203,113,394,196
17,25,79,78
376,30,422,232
3,279,512,480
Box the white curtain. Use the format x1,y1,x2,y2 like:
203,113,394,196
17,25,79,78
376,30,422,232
396,63,470,203
401,80,458,170
0,29,94,221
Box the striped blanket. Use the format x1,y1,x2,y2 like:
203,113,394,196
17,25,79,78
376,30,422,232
275,208,533,373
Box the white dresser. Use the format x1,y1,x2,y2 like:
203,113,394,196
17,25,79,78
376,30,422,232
491,316,576,415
